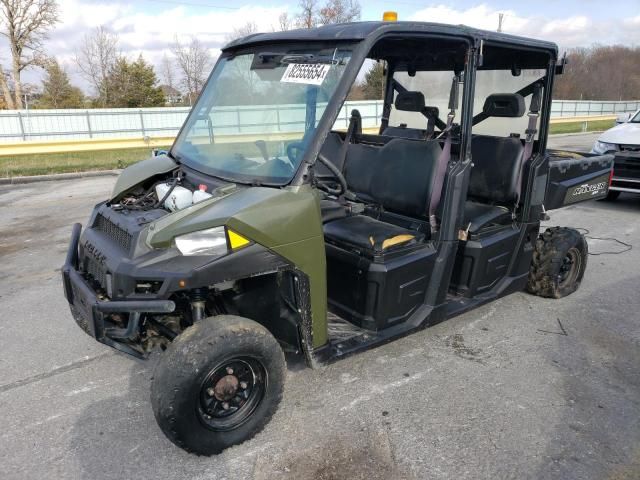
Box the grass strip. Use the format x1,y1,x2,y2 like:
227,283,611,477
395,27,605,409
549,119,614,135
0,147,169,177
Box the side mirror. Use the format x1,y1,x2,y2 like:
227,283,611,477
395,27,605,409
616,113,631,124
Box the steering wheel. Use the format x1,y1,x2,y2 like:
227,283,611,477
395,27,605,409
316,153,349,197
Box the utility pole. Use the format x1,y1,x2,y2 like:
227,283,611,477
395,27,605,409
497,13,504,32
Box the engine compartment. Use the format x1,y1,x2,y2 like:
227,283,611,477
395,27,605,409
113,170,218,213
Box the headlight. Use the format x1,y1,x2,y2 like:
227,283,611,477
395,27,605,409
174,227,228,256
591,141,618,155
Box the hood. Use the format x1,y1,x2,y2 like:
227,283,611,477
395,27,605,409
145,185,322,249
599,122,640,145
111,154,178,200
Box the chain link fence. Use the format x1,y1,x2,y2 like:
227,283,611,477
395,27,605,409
0,100,637,143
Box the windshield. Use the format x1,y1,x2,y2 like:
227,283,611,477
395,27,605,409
172,47,352,185
631,111,640,123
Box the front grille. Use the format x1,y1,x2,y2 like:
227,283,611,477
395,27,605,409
619,144,640,153
95,214,133,251
85,256,107,290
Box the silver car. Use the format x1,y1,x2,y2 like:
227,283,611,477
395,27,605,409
591,110,640,199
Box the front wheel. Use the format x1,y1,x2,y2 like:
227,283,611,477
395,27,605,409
150,315,285,455
527,227,588,299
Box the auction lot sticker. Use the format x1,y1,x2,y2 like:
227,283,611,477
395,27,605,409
281,63,331,85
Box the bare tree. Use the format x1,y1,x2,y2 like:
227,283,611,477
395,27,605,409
0,69,13,108
160,53,175,88
318,0,360,25
172,37,213,106
296,0,317,29
294,0,359,29
75,26,119,107
225,21,258,43
0,0,60,109
277,12,293,31
554,45,640,101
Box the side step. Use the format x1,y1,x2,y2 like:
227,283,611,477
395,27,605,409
327,311,376,358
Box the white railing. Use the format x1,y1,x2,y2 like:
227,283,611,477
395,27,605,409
550,100,640,118
0,100,637,143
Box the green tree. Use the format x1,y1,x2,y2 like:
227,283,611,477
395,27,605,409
361,62,385,100
100,55,165,108
36,59,85,109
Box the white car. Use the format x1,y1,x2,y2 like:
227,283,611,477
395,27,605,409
591,109,640,199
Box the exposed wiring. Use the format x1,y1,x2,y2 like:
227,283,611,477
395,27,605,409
119,169,184,212
541,225,633,256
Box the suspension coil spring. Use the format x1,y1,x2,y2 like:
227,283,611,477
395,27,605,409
190,288,208,323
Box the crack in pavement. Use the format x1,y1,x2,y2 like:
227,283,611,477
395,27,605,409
0,351,114,394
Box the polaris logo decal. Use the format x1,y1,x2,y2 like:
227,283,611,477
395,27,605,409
572,181,607,196
563,172,610,205
84,240,106,265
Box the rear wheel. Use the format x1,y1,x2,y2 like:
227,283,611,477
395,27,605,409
527,227,588,299
151,315,285,455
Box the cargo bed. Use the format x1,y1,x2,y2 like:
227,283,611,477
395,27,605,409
544,150,614,210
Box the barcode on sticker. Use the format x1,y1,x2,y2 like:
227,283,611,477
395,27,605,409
281,63,331,85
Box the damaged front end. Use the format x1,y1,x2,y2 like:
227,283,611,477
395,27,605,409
61,161,327,361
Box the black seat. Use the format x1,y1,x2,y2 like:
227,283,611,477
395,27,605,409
343,138,442,217
463,202,512,234
323,137,442,255
382,91,439,140
324,215,424,255
464,93,527,234
464,135,524,233
383,125,428,140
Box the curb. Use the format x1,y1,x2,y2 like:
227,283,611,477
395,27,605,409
0,169,122,186
549,131,605,138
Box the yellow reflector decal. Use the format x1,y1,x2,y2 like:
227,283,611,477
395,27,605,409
228,229,251,249
381,234,414,250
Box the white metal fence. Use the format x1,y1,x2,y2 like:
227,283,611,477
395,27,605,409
0,99,637,143
550,100,640,117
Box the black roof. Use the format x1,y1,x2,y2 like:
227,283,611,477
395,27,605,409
223,21,558,54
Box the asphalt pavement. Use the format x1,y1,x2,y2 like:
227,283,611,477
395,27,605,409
547,132,600,152
1,133,638,480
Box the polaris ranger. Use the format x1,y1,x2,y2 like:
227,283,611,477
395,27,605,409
62,19,614,455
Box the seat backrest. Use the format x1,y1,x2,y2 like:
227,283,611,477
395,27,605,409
469,93,527,204
382,125,428,140
343,138,442,218
382,90,439,140
469,135,524,204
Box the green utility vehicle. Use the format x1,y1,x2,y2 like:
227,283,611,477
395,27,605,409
62,20,614,455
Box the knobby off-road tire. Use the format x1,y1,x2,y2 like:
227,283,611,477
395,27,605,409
527,227,588,299
151,315,286,455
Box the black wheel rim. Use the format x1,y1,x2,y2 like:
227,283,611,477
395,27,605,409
197,357,266,431
558,247,581,288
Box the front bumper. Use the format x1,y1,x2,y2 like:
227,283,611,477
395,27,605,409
610,152,640,193
62,223,175,358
